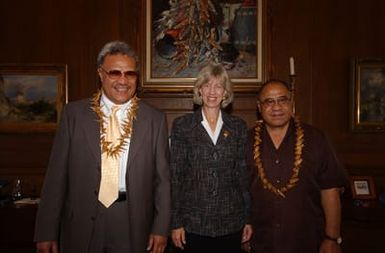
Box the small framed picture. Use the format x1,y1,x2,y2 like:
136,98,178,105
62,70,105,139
350,176,376,200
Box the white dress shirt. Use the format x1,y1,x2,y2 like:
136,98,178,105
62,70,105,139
201,109,223,145
100,93,132,192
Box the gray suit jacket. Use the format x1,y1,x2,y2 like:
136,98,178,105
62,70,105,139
34,98,171,253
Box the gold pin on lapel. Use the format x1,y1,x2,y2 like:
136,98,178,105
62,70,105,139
223,130,230,138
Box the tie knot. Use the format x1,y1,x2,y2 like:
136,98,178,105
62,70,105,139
106,105,121,144
111,105,120,115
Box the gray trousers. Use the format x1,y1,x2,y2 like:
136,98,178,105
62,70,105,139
88,200,130,253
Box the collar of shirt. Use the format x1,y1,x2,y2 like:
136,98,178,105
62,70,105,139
100,92,132,121
201,109,223,145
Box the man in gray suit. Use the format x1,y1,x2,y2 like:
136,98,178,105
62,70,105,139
34,41,171,253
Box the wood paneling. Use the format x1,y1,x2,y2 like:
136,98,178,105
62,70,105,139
1,1,385,251
0,0,384,193
140,93,258,132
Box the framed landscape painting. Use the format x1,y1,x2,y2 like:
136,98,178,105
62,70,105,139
350,58,385,132
0,64,67,133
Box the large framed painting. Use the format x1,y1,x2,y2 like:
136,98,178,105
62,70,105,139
141,0,268,92
350,58,385,132
0,64,68,133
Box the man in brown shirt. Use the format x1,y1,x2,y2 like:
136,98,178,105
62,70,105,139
246,80,347,253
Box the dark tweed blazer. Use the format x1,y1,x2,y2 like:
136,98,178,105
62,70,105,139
170,108,250,237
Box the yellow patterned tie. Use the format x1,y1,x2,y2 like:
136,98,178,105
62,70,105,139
99,105,121,208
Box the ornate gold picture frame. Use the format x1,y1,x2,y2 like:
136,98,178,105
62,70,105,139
350,58,385,132
141,0,268,92
0,64,68,133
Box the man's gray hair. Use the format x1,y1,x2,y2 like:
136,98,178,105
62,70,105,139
97,41,139,69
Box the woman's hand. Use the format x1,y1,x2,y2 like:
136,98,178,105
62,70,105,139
171,227,186,250
242,224,253,243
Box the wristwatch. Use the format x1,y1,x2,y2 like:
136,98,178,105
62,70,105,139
324,234,342,245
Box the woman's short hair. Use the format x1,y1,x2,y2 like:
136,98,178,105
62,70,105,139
97,41,139,70
193,63,234,108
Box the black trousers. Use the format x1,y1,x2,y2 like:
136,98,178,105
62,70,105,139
182,230,243,253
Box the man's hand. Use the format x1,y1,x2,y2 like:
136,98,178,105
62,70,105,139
171,227,186,250
241,241,251,253
320,188,342,253
319,239,341,253
36,241,59,253
147,234,167,253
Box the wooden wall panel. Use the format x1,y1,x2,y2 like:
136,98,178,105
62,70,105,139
140,94,258,133
308,0,385,170
268,0,314,123
0,0,385,195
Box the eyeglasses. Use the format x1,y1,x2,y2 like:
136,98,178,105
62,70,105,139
100,67,137,80
260,96,291,107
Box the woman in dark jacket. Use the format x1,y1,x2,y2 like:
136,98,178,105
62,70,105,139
170,63,252,253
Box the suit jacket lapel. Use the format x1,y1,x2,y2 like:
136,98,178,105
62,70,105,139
216,111,235,146
191,109,213,146
83,100,101,166
127,101,147,170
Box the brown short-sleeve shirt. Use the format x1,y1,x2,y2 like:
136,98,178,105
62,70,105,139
246,119,347,253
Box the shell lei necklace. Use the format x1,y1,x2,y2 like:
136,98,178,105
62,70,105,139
253,118,304,198
90,90,139,158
